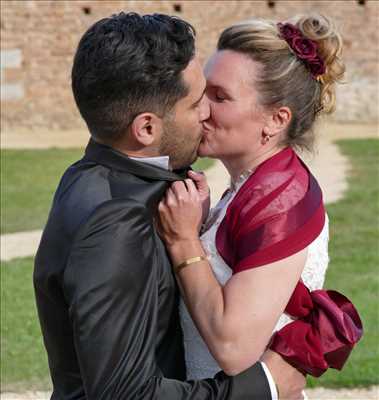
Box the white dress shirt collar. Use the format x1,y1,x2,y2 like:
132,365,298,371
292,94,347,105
129,155,170,171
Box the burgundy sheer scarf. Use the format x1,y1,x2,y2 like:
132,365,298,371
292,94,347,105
216,147,363,377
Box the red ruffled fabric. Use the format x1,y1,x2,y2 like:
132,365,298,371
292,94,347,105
270,282,363,376
216,147,363,376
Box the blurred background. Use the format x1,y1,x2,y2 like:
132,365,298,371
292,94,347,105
1,1,378,399
1,0,378,133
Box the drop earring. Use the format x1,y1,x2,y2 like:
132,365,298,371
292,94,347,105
262,132,270,144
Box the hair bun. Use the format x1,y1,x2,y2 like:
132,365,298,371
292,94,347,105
295,14,345,113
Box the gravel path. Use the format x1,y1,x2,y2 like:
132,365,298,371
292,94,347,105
306,386,379,399
1,230,42,262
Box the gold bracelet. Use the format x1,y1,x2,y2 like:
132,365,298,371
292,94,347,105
174,255,207,274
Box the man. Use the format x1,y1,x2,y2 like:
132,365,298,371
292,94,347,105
34,12,304,399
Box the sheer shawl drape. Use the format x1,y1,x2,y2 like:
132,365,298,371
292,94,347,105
216,147,362,376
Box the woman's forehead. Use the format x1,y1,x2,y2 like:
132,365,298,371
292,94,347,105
205,50,257,92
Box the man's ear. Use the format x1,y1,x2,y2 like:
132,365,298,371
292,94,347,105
129,112,164,146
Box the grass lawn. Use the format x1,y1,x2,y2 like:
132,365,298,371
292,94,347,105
1,257,51,391
0,148,214,234
0,139,378,390
1,149,83,234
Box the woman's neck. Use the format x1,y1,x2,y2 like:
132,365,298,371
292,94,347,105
222,145,285,184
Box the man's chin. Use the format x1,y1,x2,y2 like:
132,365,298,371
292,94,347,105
190,154,199,166
171,152,198,170
186,152,199,167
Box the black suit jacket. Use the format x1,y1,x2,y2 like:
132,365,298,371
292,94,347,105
34,139,271,399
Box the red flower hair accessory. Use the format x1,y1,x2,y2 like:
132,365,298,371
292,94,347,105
278,22,326,79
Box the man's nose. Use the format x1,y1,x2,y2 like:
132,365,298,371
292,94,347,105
199,96,210,122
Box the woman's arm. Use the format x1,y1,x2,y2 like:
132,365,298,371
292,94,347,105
169,239,306,376
159,179,307,376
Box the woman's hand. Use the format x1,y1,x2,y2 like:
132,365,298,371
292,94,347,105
158,179,203,249
188,170,211,224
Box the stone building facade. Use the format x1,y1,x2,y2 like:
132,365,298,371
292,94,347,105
1,0,378,132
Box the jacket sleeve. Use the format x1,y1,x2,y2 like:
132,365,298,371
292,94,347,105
63,200,271,400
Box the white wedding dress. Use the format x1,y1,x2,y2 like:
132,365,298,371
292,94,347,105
179,175,330,380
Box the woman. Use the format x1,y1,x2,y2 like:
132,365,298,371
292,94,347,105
158,14,362,383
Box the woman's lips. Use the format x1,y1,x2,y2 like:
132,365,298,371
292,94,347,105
202,121,213,133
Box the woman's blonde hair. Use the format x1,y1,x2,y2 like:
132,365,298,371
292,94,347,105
218,14,345,151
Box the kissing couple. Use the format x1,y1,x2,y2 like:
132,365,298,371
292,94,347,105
35,11,362,399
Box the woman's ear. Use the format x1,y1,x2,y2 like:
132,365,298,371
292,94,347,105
270,106,292,137
129,112,164,147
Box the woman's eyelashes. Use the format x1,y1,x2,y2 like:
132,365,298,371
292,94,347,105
207,88,227,102
215,92,226,102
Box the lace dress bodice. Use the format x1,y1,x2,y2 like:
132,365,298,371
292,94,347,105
179,178,330,380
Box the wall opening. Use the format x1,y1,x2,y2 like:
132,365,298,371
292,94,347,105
267,1,275,8
357,0,366,5
173,3,182,13
82,7,91,15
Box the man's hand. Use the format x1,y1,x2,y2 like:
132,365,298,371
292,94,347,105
261,350,306,400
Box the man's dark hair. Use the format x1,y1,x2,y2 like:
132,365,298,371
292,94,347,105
72,12,196,141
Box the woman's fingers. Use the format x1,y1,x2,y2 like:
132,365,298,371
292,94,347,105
158,179,203,243
188,170,210,201
170,180,199,202
188,170,207,189
158,199,165,211
165,187,178,207
183,179,200,200
170,181,187,200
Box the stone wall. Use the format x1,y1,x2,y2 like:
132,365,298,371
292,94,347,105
1,0,378,132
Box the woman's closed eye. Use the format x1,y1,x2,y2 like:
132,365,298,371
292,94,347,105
206,86,229,103
215,92,227,102
208,89,227,102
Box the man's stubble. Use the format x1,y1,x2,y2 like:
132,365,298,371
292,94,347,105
159,117,202,170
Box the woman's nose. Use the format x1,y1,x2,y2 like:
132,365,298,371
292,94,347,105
199,96,210,122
